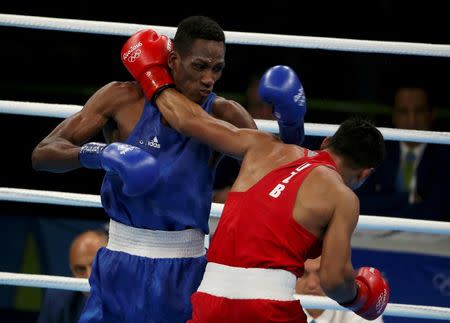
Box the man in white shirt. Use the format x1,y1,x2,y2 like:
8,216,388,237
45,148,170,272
296,257,384,323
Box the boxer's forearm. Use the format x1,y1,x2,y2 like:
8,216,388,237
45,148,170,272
156,89,207,132
32,139,82,172
156,89,258,158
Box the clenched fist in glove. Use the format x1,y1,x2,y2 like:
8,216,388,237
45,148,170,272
258,65,306,145
340,267,390,320
121,29,174,102
79,142,159,196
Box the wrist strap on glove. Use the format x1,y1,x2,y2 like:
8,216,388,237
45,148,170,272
338,281,368,311
79,142,107,169
277,119,305,145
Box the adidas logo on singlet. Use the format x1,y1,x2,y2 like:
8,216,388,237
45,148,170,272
148,136,161,149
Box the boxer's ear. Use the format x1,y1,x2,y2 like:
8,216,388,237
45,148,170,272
168,51,178,70
320,137,330,150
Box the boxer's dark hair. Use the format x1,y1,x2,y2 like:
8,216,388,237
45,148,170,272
174,16,225,55
326,117,385,169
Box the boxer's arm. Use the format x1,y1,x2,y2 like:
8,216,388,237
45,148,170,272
32,82,136,172
320,187,359,303
156,89,272,158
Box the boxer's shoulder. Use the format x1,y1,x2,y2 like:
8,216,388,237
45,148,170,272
101,81,143,102
86,81,144,116
212,96,256,129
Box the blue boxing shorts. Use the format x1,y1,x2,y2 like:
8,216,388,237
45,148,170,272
78,219,207,323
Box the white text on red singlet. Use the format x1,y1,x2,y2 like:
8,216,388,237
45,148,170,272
269,163,311,198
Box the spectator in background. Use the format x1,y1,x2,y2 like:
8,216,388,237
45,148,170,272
245,73,274,120
356,85,450,221
37,229,108,323
296,256,384,323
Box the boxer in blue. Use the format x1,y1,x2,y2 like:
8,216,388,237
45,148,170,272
31,16,305,323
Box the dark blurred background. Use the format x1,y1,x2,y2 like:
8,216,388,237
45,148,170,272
1,1,449,252
0,1,449,321
1,0,450,196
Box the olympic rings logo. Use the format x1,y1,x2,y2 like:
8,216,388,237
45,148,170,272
432,273,450,296
128,49,141,62
376,289,388,313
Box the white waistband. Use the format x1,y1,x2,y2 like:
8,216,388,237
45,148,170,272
197,262,296,301
106,219,206,258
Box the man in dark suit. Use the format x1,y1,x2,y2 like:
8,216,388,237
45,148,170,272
357,86,450,221
37,229,108,323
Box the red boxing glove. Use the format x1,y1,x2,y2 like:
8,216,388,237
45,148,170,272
121,29,174,101
341,267,390,320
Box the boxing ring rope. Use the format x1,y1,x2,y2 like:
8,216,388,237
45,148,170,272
0,272,448,320
1,187,450,320
2,100,450,145
2,13,450,322
2,187,450,235
1,13,450,57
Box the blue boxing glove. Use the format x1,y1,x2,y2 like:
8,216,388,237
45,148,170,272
79,142,158,196
258,65,306,145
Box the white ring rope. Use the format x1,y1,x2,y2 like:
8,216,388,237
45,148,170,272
1,13,450,57
2,13,449,322
2,187,450,235
2,100,450,145
0,272,88,292
256,119,450,145
0,272,448,320
0,187,101,208
0,100,81,118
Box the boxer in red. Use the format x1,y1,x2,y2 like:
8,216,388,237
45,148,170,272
144,62,389,322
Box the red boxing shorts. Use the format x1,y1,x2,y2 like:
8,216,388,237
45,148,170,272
188,262,307,323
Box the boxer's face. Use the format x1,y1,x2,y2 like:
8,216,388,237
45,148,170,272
70,233,107,279
296,257,324,296
169,39,225,104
